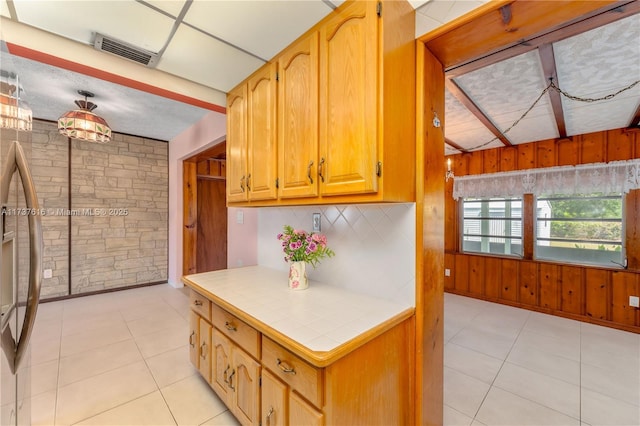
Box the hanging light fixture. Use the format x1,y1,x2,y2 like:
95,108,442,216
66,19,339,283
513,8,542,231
58,90,112,143
0,71,33,131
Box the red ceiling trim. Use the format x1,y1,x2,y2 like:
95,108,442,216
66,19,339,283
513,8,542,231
7,43,227,114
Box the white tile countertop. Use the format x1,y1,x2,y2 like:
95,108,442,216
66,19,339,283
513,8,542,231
183,266,414,359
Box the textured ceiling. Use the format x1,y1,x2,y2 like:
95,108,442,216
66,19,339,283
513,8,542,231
1,0,636,150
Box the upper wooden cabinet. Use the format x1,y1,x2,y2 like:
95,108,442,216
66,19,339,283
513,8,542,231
277,31,319,199
227,0,416,206
227,63,278,203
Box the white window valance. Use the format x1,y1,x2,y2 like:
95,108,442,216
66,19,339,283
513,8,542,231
452,159,640,200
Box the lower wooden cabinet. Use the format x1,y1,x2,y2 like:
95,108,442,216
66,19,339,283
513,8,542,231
188,289,414,425
262,369,324,426
211,327,261,426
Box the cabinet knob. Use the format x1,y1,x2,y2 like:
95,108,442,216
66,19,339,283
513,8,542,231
225,321,237,332
276,358,296,375
194,300,202,306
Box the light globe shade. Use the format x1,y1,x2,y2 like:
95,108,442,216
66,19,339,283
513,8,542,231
0,79,33,132
58,92,112,143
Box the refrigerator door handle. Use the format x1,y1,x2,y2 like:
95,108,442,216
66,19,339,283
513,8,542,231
0,141,43,374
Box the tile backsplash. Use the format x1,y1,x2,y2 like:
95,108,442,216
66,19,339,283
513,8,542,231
257,203,416,306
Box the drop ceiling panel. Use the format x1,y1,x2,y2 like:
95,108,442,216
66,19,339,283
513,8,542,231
415,0,489,37
553,14,640,136
158,24,265,93
146,0,188,18
445,88,502,151
454,50,559,145
12,0,173,52
184,0,333,60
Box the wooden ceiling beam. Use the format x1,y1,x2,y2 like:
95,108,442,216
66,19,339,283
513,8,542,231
444,138,468,153
538,43,567,138
630,102,640,129
445,78,512,147
425,1,640,77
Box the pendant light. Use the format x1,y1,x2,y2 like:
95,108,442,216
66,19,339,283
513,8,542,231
0,71,33,131
58,90,112,143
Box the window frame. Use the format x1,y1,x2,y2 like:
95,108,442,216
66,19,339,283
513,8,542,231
533,193,626,268
459,197,524,258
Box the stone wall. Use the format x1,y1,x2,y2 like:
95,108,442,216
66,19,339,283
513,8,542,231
31,120,168,298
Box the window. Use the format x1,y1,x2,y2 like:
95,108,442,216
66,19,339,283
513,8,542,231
535,193,624,267
461,198,522,256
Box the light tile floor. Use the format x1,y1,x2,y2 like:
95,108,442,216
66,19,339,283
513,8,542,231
29,284,240,426
29,284,640,425
444,293,640,426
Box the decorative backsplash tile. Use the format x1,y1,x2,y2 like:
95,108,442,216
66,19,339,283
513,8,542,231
257,203,416,306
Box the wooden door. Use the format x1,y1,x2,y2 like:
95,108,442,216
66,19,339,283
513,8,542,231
261,370,288,426
319,0,379,196
231,347,261,426
278,31,320,199
211,328,233,405
290,391,323,426
189,311,199,369
227,85,248,202
196,178,227,272
198,318,212,382
247,62,277,201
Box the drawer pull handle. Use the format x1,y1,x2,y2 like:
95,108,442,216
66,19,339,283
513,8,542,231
194,300,203,306
228,369,236,390
223,365,230,384
200,342,207,359
276,358,296,375
266,407,274,426
307,160,314,184
189,331,196,347
225,321,237,332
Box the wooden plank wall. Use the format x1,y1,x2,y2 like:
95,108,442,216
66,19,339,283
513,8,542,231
444,128,640,332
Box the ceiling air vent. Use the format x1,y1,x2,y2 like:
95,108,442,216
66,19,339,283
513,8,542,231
93,33,159,68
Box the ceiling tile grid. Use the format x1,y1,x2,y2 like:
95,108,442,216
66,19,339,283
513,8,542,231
184,0,333,61
158,24,265,93
12,0,174,52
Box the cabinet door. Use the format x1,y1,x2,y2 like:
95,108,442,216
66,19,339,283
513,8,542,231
198,318,212,382
227,84,248,202
290,391,324,426
247,62,278,201
278,31,319,199
261,370,288,426
211,328,233,405
189,311,199,369
231,347,261,426
319,0,378,196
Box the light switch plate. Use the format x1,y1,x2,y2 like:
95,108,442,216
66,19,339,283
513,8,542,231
312,213,321,232
43,269,53,279
445,269,450,277
630,295,640,308
236,210,244,224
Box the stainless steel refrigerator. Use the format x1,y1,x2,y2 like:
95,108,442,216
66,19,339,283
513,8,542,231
0,64,43,424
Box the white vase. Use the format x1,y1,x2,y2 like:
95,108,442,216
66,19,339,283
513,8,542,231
288,261,308,290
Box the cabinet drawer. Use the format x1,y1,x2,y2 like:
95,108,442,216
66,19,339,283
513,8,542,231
262,337,323,408
190,290,211,321
212,303,260,359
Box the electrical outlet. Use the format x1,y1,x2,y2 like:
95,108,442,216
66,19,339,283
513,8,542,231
43,269,53,279
630,296,640,308
236,210,244,224
312,213,321,232
445,269,451,277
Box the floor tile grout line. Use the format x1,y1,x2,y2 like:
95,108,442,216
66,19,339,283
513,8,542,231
66,390,162,426
470,309,531,421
